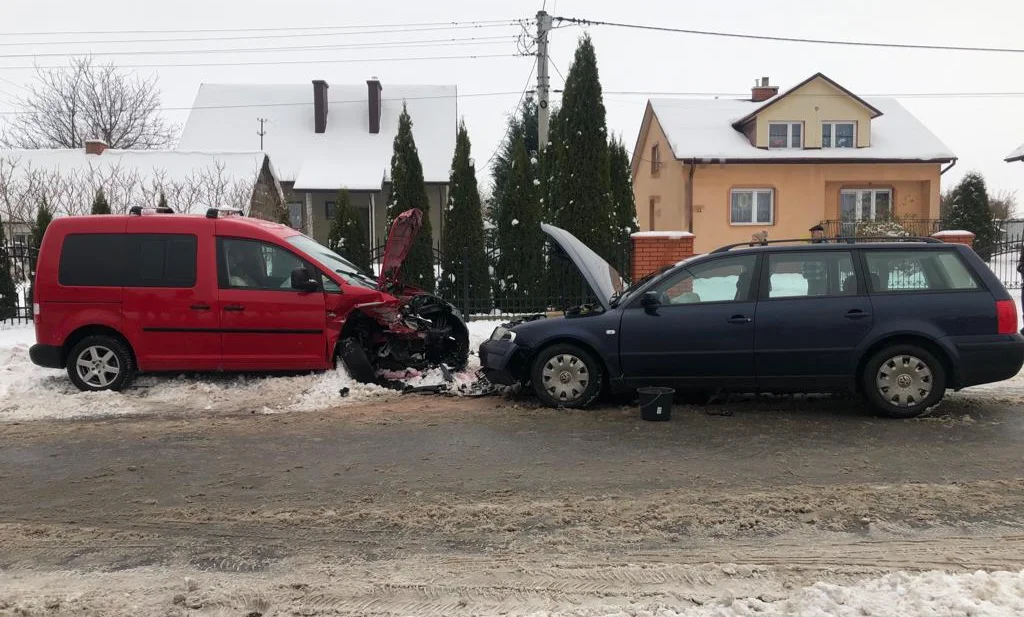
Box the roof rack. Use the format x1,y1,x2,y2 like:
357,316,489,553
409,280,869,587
128,205,175,216
205,206,244,219
710,236,943,254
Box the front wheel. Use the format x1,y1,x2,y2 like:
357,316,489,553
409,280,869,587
862,345,945,418
66,335,136,392
530,344,603,408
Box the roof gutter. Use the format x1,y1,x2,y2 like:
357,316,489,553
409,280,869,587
685,158,697,234
940,158,958,175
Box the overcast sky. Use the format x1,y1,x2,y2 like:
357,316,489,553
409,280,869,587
1,0,1023,210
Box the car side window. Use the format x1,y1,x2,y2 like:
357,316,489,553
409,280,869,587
765,251,857,298
218,238,314,291
864,250,979,293
645,254,758,305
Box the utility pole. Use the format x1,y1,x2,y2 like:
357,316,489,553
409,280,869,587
256,117,267,149
536,10,553,150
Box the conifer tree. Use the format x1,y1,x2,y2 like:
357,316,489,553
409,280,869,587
387,103,434,291
608,137,639,281
548,35,613,258
439,122,489,309
0,221,17,320
947,172,998,261
327,189,371,272
494,135,545,311
32,197,53,250
157,190,169,210
91,188,111,214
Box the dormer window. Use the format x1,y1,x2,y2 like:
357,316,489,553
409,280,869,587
768,122,802,149
822,122,856,148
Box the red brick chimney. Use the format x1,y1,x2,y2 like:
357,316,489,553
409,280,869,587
313,80,329,134
751,77,779,102
367,78,383,134
84,139,107,155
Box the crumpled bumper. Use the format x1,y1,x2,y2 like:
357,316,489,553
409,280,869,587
478,338,526,386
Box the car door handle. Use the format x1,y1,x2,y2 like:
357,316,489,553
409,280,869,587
727,315,752,324
190,303,210,311
223,305,245,312
845,309,871,320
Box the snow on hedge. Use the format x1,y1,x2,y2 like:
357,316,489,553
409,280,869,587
0,320,502,422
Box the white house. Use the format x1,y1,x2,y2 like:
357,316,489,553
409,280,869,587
177,79,458,248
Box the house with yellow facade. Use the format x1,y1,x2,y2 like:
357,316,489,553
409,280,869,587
631,73,957,253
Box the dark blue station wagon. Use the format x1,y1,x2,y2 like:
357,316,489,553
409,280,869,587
480,225,1024,418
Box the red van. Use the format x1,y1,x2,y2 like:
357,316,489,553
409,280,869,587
29,207,468,391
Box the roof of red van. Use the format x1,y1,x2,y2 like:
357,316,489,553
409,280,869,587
48,213,300,242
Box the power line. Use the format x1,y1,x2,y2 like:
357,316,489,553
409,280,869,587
0,22,527,48
0,18,524,37
0,35,518,59
0,52,522,71
0,89,531,116
484,63,537,170
553,15,1024,54
559,89,1024,99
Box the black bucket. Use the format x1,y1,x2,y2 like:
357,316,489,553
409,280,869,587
638,387,674,421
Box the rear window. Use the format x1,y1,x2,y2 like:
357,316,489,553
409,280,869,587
863,250,979,293
59,233,197,288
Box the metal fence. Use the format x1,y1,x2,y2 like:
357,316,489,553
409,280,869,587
1,242,35,325
985,233,1022,291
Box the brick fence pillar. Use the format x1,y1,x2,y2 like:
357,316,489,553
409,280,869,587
931,230,976,247
630,231,696,281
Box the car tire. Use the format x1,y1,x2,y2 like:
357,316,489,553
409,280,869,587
861,344,946,418
66,335,135,392
339,338,377,384
530,343,603,409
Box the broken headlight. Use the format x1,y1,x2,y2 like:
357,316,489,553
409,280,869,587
490,326,516,342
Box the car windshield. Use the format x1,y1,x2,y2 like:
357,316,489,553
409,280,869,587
285,234,377,289
609,254,703,307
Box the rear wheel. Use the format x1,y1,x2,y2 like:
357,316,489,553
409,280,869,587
862,344,945,418
66,335,135,392
530,344,603,408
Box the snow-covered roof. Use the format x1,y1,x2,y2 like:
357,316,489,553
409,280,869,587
176,83,457,191
647,97,955,162
1006,143,1024,163
0,148,272,185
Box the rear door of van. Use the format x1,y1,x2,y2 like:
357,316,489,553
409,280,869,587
121,216,222,371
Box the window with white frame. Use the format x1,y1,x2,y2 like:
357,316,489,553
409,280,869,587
730,189,774,225
822,122,856,148
840,189,892,222
768,122,802,149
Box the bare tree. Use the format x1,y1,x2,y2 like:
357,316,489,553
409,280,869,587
0,57,178,150
990,189,1018,220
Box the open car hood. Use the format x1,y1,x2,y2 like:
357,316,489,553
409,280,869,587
377,208,423,291
540,223,624,311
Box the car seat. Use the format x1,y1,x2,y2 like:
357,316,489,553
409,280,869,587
734,271,751,301
842,274,857,294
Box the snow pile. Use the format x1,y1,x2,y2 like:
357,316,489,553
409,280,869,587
524,569,1024,617
0,320,503,422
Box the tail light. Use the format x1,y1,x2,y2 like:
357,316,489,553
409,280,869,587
33,302,40,324
996,299,1017,334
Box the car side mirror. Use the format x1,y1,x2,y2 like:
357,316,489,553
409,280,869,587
290,266,319,292
641,291,661,309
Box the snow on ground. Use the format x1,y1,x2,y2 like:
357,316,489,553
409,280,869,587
0,319,503,422
521,569,1024,617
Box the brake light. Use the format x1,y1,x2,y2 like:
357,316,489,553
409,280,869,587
996,299,1017,334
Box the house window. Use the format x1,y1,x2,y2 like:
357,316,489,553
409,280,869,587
730,189,773,225
325,201,337,220
648,196,658,230
840,189,892,222
768,122,802,149
822,122,856,148
287,202,303,229
650,144,662,176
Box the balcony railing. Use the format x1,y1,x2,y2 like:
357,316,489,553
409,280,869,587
819,218,944,240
